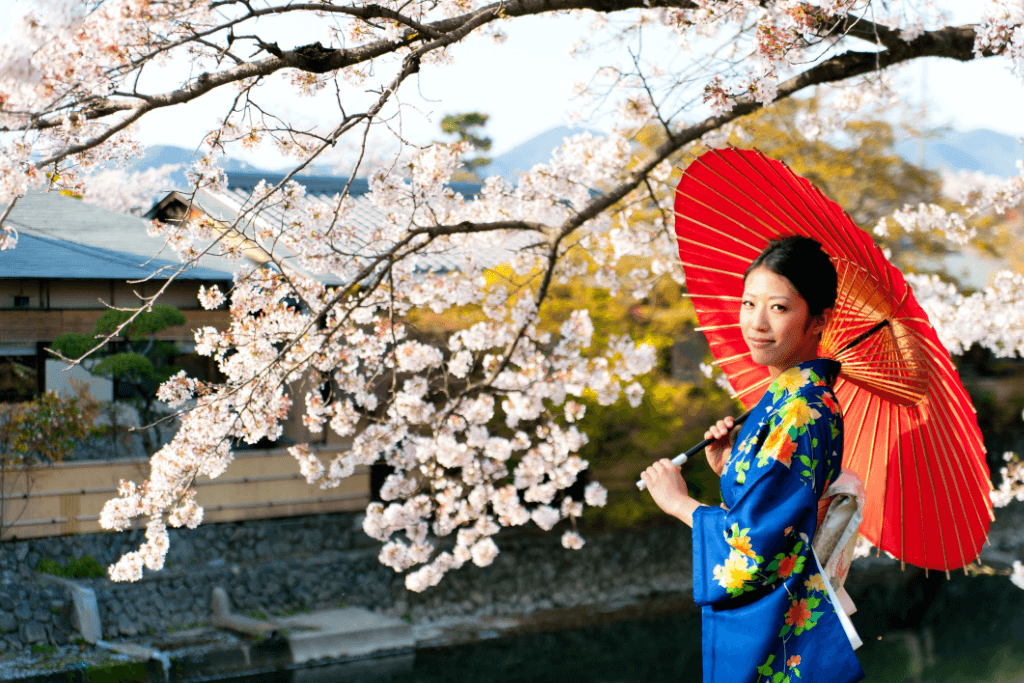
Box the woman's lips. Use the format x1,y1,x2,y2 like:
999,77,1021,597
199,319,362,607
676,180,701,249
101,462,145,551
747,338,774,348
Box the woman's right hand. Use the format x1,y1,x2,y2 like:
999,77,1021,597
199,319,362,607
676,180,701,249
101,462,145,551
704,416,735,477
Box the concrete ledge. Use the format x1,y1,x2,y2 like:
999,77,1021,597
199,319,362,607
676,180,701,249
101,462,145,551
209,585,281,638
36,573,102,643
281,608,414,664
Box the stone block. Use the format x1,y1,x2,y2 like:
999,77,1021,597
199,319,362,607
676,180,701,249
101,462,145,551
0,612,16,633
118,613,138,637
19,621,46,644
284,607,414,664
13,604,30,621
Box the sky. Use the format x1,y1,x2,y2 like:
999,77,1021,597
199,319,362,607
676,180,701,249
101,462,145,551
2,4,1023,164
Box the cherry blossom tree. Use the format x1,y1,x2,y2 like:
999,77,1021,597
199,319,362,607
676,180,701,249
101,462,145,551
1,0,1023,588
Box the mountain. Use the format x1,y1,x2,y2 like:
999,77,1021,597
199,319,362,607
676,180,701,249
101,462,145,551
893,128,1023,178
482,126,603,182
483,126,1022,182
130,145,335,188
133,126,1023,191
131,127,605,188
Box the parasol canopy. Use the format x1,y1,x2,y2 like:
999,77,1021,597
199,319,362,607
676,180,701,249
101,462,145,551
674,147,993,573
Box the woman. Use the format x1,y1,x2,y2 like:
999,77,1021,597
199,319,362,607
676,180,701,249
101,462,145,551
641,236,865,683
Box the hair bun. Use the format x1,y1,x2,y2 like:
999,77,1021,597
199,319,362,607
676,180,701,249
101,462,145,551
744,236,837,317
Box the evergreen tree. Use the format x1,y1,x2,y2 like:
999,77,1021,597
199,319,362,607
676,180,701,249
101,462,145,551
440,112,492,181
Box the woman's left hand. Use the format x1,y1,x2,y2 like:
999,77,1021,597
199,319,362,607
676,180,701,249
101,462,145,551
641,459,691,520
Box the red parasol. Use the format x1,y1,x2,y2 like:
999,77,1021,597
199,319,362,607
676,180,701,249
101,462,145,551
673,147,993,574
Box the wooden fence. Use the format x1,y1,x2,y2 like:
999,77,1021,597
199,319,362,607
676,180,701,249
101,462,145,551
1,447,370,540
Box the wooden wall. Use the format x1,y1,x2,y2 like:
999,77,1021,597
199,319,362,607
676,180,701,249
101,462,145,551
0,279,217,314
1,446,369,540
0,309,231,345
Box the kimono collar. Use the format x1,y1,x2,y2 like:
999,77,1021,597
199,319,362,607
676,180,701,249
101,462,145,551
766,358,841,399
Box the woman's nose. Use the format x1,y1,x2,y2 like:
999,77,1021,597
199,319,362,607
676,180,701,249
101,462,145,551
751,306,770,330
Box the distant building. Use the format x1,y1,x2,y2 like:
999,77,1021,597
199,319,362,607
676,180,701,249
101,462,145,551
145,172,529,277
0,185,374,539
0,190,235,405
2,172,530,448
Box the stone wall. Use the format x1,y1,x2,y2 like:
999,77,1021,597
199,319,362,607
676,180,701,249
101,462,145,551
0,572,74,653
0,512,694,649
2,499,1022,653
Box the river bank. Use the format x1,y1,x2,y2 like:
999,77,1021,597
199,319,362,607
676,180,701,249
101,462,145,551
1,500,1022,681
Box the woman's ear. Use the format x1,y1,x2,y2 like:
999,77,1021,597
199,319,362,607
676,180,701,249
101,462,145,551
811,308,833,336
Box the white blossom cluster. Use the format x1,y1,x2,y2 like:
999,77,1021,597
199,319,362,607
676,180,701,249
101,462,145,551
992,451,1024,509
944,162,1024,217
873,203,977,245
95,137,666,588
976,0,1024,79
793,76,899,142
0,0,215,247
875,160,1024,245
77,165,181,216
1012,561,1024,590
646,0,864,110
906,271,1024,358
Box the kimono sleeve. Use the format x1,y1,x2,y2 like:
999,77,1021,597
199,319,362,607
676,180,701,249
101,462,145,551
692,391,833,607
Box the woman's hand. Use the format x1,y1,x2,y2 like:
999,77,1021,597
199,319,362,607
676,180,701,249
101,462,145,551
704,416,736,477
641,459,701,527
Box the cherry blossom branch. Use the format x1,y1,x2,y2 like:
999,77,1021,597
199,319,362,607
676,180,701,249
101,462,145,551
8,0,1016,588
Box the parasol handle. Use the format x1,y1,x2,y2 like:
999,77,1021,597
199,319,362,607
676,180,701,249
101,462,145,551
636,409,753,491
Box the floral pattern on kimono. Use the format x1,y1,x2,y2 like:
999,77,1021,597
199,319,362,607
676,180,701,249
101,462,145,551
692,358,864,683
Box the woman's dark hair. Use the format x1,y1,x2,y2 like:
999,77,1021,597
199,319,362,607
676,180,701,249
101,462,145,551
744,236,837,317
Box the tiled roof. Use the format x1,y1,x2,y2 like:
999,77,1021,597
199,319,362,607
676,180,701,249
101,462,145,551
2,171,533,285
4,191,237,278
0,230,233,281
174,172,534,281
222,171,483,198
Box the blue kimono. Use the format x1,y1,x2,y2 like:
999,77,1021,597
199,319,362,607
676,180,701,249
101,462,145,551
692,358,864,683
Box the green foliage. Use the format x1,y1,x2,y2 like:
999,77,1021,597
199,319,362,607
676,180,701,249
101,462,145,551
35,555,106,579
577,378,734,529
92,353,156,383
440,112,492,179
1,390,99,544
0,391,100,466
35,558,64,576
67,555,106,578
49,305,187,455
93,306,185,340
51,333,96,361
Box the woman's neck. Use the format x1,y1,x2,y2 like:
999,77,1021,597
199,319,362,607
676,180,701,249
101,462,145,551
766,350,820,380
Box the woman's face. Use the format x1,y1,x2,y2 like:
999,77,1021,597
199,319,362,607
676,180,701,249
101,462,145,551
740,266,827,377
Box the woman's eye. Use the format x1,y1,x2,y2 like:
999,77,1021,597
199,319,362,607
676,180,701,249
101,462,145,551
772,305,787,312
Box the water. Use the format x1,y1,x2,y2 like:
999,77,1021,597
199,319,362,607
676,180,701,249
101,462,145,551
220,568,1024,683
